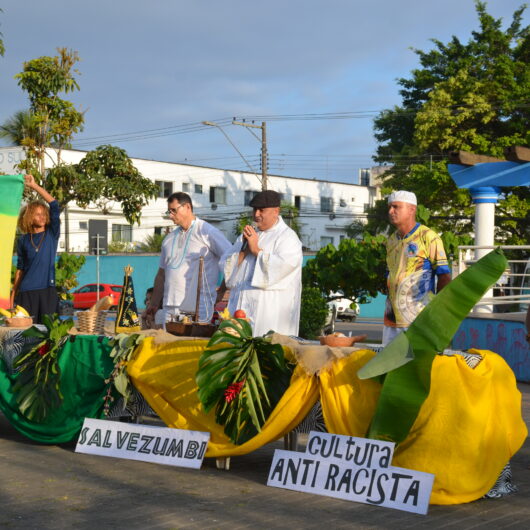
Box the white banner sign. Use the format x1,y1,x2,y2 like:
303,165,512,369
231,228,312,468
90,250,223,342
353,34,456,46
76,418,210,469
267,432,434,515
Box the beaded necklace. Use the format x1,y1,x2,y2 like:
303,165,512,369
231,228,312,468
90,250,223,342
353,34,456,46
169,219,196,270
30,231,46,253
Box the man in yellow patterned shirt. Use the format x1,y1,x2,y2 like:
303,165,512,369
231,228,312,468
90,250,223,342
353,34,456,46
383,191,451,345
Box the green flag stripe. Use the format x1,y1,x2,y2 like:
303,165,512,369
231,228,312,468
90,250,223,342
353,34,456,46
0,175,24,217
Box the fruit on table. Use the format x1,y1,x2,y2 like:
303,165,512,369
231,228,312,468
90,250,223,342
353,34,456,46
0,305,30,318
14,305,30,317
233,309,246,319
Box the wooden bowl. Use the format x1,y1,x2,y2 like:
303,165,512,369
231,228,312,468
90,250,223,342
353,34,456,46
166,321,218,338
6,316,33,328
319,334,367,347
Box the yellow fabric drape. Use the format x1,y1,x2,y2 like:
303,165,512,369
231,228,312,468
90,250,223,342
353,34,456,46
127,339,527,505
127,338,319,457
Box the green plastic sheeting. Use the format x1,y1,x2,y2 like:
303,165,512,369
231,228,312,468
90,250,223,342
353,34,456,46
0,335,114,444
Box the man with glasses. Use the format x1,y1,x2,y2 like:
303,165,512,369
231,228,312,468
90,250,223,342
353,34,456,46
146,192,231,327
222,190,303,336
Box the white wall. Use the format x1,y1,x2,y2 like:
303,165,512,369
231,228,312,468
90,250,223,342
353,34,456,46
1,146,376,252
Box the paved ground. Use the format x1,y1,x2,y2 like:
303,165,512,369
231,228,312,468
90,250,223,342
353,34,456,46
0,370,528,530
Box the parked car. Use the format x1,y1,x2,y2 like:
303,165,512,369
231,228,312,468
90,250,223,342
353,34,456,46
72,283,123,309
329,293,359,322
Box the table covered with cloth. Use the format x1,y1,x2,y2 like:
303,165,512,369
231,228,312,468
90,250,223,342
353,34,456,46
127,337,527,505
0,330,527,505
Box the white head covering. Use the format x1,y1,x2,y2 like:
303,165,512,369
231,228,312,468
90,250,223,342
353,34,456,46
387,190,417,206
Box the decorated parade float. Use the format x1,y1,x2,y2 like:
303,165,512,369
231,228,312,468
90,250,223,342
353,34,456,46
0,174,527,513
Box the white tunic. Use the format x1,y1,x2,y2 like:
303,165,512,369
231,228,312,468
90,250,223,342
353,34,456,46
222,217,302,336
159,218,231,321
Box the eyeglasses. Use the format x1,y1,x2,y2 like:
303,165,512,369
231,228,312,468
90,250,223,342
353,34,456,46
164,205,183,216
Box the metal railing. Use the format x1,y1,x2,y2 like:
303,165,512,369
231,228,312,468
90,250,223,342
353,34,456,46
456,245,530,312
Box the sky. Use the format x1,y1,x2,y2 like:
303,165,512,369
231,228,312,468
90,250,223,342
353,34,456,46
1,0,527,184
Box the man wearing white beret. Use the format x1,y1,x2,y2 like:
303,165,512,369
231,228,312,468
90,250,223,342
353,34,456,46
383,190,452,345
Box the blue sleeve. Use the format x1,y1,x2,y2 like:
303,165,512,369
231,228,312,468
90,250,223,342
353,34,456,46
48,200,61,239
16,235,25,270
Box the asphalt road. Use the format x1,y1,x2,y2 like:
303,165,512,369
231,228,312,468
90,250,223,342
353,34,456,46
335,317,383,344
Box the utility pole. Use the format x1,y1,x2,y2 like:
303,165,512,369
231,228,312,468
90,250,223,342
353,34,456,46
232,120,268,191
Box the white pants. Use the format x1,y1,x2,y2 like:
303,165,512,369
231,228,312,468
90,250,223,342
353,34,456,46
382,325,409,346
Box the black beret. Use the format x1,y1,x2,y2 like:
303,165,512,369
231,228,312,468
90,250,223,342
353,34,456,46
249,190,281,208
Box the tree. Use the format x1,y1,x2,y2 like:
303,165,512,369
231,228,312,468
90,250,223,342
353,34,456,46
303,234,387,303
15,47,84,176
234,201,302,238
137,233,165,253
373,1,530,244
0,110,38,146
0,8,5,57
75,145,159,225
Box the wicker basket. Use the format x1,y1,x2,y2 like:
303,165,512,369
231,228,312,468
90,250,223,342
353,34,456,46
76,311,98,334
5,316,33,328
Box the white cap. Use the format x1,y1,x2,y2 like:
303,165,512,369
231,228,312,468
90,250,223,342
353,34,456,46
387,190,417,206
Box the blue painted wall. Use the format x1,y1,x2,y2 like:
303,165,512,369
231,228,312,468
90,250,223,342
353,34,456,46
73,253,386,316
75,255,160,309
452,316,529,383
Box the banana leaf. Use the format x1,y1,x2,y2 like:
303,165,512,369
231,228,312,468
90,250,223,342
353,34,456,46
361,248,507,444
197,322,293,444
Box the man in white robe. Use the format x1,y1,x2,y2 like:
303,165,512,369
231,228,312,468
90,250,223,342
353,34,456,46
147,192,232,327
222,190,302,336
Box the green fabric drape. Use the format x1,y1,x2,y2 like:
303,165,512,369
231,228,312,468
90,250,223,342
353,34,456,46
0,335,114,443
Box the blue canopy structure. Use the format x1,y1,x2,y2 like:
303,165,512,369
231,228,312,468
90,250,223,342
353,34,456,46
447,161,530,189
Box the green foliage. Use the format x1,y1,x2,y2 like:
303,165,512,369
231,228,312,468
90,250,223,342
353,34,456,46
0,109,38,146
280,202,301,238
196,318,293,445
13,314,74,421
299,287,329,340
75,145,159,225
233,201,301,238
137,233,165,253
0,8,5,57
55,253,86,300
108,240,136,253
373,1,530,245
303,234,387,303
234,211,252,236
15,48,84,174
104,334,144,414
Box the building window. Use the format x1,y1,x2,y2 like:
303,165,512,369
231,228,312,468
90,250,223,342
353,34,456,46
154,226,163,235
320,236,334,248
294,195,301,210
79,221,88,230
155,180,173,198
320,196,334,213
182,182,190,193
363,203,371,212
194,184,203,194
360,169,370,186
244,190,259,206
112,224,132,242
209,186,227,204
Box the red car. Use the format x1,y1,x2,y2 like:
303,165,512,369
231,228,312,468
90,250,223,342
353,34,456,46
72,283,123,309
